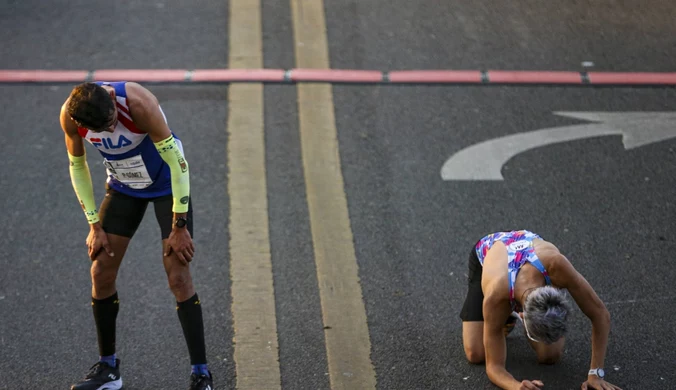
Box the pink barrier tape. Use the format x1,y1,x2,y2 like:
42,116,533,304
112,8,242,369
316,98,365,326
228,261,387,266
289,68,383,83
388,70,483,83
0,70,90,82
93,69,188,82
1,69,676,86
587,72,676,85
487,71,582,84
191,69,286,82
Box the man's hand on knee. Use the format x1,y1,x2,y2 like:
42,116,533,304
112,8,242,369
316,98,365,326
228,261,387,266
164,228,195,265
87,223,114,261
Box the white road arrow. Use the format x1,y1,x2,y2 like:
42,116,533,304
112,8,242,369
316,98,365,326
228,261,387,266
440,112,676,181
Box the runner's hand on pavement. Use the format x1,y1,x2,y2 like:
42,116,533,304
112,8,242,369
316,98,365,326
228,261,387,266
516,380,544,390
582,377,622,390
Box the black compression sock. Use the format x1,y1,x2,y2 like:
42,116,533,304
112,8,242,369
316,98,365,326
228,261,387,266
92,292,120,357
176,293,207,365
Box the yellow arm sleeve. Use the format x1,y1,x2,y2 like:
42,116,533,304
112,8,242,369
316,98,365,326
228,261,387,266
68,153,100,224
154,135,190,213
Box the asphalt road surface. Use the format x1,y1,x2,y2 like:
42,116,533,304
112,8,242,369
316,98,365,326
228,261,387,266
1,1,675,389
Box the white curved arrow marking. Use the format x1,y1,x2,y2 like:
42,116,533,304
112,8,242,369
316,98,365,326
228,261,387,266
441,112,676,181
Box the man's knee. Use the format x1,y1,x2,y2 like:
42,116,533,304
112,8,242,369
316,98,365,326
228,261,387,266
167,270,192,293
464,347,485,364
90,262,117,288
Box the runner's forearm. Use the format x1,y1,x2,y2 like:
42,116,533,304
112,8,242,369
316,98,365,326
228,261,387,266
68,152,99,224
486,364,520,390
590,310,611,369
154,135,190,213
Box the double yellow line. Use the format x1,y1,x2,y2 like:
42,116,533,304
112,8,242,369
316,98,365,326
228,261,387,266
227,0,376,389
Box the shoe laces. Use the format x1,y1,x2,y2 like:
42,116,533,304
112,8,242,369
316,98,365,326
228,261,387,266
85,361,107,379
190,373,210,387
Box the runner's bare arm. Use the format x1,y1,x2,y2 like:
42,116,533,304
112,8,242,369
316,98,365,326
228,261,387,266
124,82,172,141
61,102,85,156
125,82,190,215
483,293,521,390
550,255,611,376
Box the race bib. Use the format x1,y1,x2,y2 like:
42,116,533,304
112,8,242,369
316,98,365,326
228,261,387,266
508,240,531,251
104,155,153,189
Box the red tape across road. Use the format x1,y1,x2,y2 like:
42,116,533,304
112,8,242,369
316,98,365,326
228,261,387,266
2,69,676,85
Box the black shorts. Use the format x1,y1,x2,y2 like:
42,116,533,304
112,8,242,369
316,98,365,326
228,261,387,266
459,243,484,322
99,186,194,240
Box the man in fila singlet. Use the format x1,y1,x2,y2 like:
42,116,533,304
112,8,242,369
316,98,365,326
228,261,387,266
60,82,214,390
459,230,621,390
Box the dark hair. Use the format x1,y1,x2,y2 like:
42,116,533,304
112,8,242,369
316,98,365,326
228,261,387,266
523,286,571,344
66,83,115,129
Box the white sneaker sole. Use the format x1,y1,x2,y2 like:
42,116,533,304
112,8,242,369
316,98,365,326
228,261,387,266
95,378,123,390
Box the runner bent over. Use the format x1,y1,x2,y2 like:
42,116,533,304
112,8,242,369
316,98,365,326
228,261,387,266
460,230,621,390
61,81,213,390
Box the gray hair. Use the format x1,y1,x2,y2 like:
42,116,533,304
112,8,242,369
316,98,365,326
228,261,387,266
523,286,571,344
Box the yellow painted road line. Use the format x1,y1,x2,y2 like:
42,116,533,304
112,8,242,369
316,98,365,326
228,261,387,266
290,1,377,389
228,0,281,389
